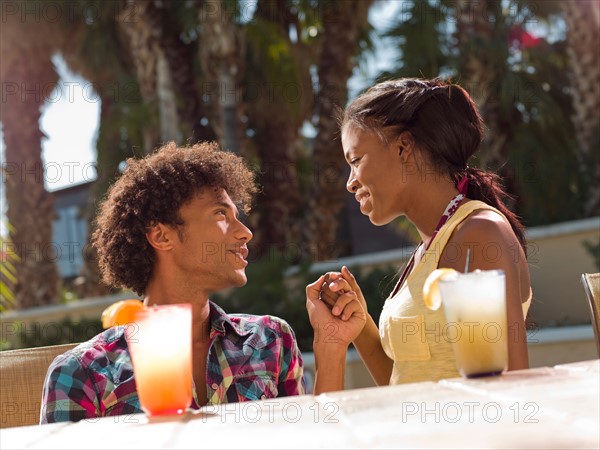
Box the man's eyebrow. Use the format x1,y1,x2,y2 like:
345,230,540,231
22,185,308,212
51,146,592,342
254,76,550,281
212,201,239,217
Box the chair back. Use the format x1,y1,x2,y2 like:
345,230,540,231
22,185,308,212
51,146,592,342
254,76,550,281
581,272,600,356
0,343,78,428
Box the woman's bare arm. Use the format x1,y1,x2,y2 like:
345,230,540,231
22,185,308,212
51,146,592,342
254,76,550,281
439,210,530,370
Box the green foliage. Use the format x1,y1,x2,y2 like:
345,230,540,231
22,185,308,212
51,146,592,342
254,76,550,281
380,0,452,80
213,253,399,352
245,18,308,121
378,0,584,227
3,317,103,350
0,222,19,313
583,238,600,272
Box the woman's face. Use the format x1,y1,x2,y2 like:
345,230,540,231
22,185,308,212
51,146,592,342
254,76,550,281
341,124,406,226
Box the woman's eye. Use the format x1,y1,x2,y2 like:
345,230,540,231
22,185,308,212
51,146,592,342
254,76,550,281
351,158,361,166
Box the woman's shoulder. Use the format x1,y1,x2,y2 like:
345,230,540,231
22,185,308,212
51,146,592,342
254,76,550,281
441,201,525,271
453,207,516,247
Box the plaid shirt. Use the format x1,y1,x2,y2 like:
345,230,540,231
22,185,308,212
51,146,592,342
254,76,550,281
40,302,305,423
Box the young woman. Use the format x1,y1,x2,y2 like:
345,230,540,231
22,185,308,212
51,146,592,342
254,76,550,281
306,78,531,393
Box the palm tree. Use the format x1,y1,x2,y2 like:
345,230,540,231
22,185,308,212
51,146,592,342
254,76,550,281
454,0,510,170
243,0,315,257
562,0,600,216
116,0,165,153
59,1,143,297
303,0,373,261
0,10,63,309
151,0,217,144
198,0,246,154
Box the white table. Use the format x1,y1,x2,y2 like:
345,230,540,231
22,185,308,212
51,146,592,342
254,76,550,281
2,360,598,449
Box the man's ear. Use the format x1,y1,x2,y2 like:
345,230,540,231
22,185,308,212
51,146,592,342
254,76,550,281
146,223,174,251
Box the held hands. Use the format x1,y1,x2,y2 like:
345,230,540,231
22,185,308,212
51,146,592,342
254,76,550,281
305,266,367,349
320,266,368,318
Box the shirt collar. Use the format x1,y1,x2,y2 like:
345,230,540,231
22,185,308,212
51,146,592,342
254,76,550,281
208,301,251,338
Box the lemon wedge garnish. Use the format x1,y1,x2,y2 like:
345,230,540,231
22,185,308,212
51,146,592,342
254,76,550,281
101,299,144,328
423,268,459,310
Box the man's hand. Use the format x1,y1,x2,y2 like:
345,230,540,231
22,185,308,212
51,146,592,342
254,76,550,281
319,267,369,321
319,272,343,309
306,274,366,349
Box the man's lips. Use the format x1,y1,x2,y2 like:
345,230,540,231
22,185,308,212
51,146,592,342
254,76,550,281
228,246,249,261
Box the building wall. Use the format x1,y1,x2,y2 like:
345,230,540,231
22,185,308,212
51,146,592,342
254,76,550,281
526,218,600,326
51,182,92,279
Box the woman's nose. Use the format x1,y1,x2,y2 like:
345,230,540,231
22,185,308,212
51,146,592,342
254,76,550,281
347,175,359,193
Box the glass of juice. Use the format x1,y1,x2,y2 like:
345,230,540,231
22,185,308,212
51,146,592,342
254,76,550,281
125,304,193,415
439,270,508,378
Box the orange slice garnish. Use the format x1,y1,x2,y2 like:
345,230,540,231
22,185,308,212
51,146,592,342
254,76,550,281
101,299,145,328
423,268,458,310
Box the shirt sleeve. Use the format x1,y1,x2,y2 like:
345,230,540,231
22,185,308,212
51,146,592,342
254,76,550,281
40,352,100,424
276,319,306,397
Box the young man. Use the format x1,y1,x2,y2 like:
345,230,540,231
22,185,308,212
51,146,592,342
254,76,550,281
40,142,305,423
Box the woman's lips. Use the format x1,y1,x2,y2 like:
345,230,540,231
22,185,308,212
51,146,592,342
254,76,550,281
356,193,370,211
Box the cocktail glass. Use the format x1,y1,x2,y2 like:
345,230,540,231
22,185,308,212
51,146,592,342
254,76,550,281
439,270,508,378
125,304,193,415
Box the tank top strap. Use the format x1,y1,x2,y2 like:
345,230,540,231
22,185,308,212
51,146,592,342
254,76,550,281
422,200,506,271
406,200,507,306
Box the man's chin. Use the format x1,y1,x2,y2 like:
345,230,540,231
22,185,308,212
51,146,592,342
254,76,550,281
232,271,248,287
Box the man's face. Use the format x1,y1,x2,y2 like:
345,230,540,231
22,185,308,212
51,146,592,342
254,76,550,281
168,188,253,292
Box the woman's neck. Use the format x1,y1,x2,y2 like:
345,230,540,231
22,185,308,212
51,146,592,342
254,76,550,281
407,181,461,243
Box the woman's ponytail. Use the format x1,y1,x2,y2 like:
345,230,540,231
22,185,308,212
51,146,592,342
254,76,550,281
462,168,527,254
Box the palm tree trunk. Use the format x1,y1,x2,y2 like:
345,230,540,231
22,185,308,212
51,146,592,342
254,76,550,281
154,1,217,143
254,119,301,256
156,49,182,143
562,1,600,216
1,58,60,309
303,0,372,261
118,1,161,154
198,0,246,154
77,96,121,298
246,0,315,258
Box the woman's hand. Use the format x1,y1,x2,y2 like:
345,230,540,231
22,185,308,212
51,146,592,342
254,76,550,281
320,266,369,320
306,273,366,349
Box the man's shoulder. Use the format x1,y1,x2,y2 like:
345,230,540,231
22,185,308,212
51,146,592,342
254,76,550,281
52,326,129,370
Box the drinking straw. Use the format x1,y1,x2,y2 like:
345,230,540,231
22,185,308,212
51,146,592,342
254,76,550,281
464,248,472,273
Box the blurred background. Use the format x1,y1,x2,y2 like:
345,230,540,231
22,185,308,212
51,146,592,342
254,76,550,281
0,0,598,377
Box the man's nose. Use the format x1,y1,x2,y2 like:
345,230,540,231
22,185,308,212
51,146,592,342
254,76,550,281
238,222,253,242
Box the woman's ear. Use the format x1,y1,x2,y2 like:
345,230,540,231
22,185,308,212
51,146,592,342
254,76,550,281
146,223,174,251
397,131,415,160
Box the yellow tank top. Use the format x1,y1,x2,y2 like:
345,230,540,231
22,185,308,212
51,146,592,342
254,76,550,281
379,200,531,385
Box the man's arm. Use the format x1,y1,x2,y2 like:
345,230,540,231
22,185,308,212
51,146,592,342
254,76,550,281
40,352,100,424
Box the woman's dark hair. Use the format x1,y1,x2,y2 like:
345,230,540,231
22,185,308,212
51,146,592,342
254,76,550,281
92,141,257,295
340,78,526,251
